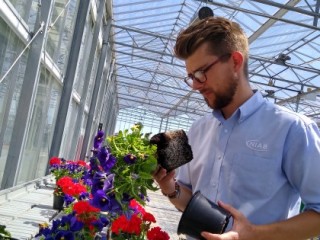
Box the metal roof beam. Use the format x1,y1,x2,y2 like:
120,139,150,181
116,63,183,79
314,0,320,26
249,0,300,43
197,0,320,31
112,41,173,57
250,0,320,17
117,95,207,117
249,72,319,89
115,3,182,15
113,0,160,8
250,55,320,74
112,24,175,41
115,10,178,23
115,74,189,93
117,80,202,101
117,107,195,123
113,50,184,67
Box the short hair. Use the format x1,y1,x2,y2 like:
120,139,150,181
174,17,249,77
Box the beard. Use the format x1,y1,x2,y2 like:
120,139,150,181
204,74,238,110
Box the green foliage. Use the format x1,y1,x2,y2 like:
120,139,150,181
0,225,11,238
107,123,158,205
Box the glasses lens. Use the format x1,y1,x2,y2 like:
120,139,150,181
194,71,205,83
185,77,193,87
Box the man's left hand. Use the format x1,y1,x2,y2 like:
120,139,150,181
201,201,257,240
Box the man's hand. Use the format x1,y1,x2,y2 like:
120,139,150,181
201,201,257,240
152,165,176,194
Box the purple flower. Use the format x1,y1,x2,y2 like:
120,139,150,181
81,176,93,187
96,147,116,172
99,216,110,226
91,190,111,211
35,226,52,237
102,154,116,173
91,172,107,194
79,192,89,200
89,157,100,171
61,213,74,226
103,174,115,192
64,195,74,206
124,154,137,164
93,130,104,149
55,230,74,240
70,216,84,232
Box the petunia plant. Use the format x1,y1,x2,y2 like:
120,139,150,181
111,199,170,240
36,123,169,239
107,123,158,205
49,157,89,196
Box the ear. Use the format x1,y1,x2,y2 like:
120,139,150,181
231,51,244,72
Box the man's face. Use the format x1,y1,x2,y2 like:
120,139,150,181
185,43,238,110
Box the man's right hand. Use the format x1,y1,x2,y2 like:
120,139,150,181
153,165,192,211
153,165,176,195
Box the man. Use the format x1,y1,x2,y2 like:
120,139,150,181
153,17,320,240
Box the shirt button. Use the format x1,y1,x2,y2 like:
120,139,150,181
218,156,222,160
224,129,228,133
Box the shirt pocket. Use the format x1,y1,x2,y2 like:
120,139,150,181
229,153,278,201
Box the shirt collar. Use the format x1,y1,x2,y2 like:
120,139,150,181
212,91,265,124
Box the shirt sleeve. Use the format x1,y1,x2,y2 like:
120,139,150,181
282,119,320,213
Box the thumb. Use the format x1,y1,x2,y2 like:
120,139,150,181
217,201,239,219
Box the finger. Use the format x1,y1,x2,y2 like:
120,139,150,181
218,201,241,219
153,167,168,182
152,165,162,176
201,231,239,240
158,169,175,183
201,232,221,240
164,169,175,179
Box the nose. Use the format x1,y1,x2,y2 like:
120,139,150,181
192,79,204,91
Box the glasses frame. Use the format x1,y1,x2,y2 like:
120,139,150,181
184,53,231,88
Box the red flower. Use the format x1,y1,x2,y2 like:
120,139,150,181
49,157,61,166
147,226,170,240
129,199,146,215
111,215,128,235
143,212,156,223
73,201,100,226
61,182,87,197
76,160,88,167
57,176,73,188
111,213,142,236
126,214,142,235
73,201,100,215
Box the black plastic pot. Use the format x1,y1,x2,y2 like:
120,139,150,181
53,194,64,211
177,191,231,239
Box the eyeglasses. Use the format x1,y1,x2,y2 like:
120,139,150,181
184,53,231,88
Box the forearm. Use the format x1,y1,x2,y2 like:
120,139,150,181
255,210,320,240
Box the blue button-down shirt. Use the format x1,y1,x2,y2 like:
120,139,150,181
177,91,320,229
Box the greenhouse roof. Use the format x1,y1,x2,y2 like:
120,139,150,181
110,0,320,130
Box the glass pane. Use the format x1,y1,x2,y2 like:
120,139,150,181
16,68,62,184
60,99,79,159
0,18,28,187
74,14,94,95
85,49,99,107
8,0,38,32
46,0,79,74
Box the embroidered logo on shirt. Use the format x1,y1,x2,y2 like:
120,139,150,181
246,140,268,152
